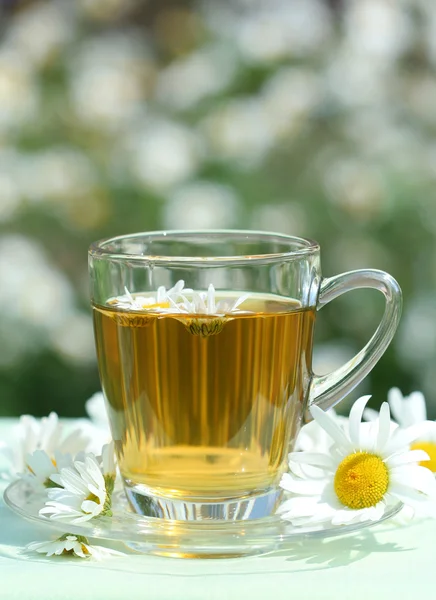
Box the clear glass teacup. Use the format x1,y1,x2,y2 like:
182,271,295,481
89,230,402,521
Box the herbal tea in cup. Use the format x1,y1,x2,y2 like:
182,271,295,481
89,231,401,521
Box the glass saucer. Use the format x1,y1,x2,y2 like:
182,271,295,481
4,480,402,558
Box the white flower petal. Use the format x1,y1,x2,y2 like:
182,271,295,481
348,395,371,448
376,402,392,452
390,465,436,497
310,405,353,451
280,472,326,496
386,450,430,468
288,452,335,470
388,388,427,427
102,441,115,477
58,468,90,495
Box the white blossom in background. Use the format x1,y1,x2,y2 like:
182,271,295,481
323,159,389,223
0,235,74,330
250,203,307,237
163,181,239,230
329,236,391,277
341,111,420,167
50,312,96,366
21,148,97,205
0,151,23,222
234,0,332,63
201,97,273,164
155,44,238,111
78,0,139,21
4,1,76,68
69,33,153,129
343,0,413,61
26,534,123,559
422,1,436,65
325,46,390,108
396,295,436,370
0,50,39,133
260,68,322,138
127,118,203,190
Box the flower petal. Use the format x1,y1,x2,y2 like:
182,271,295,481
348,395,371,448
310,405,353,451
280,472,326,496
390,465,436,497
384,423,433,456
386,450,430,468
376,402,392,452
288,452,335,470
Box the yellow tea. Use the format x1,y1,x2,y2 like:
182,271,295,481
93,293,315,500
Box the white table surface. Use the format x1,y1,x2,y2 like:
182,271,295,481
0,418,432,600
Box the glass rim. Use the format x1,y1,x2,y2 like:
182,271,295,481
88,230,320,264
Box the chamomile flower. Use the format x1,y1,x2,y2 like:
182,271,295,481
108,280,188,311
24,449,75,490
0,412,90,480
173,284,250,336
365,388,436,473
175,283,249,316
39,442,116,524
279,395,436,526
26,534,123,560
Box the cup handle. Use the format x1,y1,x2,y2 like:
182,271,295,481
305,269,402,422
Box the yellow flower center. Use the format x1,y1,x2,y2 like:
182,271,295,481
85,492,101,504
334,451,389,509
410,441,436,472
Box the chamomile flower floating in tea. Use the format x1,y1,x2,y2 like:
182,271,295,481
26,534,123,560
365,388,436,474
105,281,251,336
279,395,436,526
108,280,189,312
0,412,91,481
172,284,250,336
40,442,116,524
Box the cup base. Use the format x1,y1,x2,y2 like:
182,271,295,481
124,483,283,521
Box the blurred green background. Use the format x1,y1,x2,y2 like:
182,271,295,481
0,0,434,418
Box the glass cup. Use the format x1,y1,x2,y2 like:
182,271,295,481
89,230,402,521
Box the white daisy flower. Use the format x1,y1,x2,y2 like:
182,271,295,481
26,534,123,560
23,449,76,490
39,442,116,524
365,388,436,474
279,395,436,526
0,412,90,480
174,283,249,317
107,280,188,311
172,284,250,337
